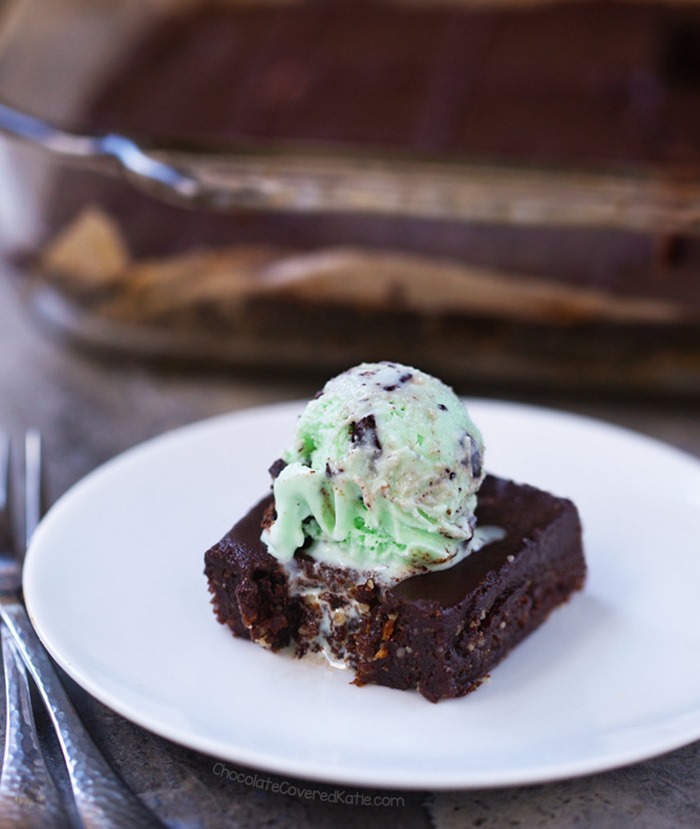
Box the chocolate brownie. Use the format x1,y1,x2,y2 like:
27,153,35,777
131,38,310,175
59,0,700,303
204,474,586,702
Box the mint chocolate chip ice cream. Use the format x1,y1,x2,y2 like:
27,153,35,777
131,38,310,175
262,362,485,581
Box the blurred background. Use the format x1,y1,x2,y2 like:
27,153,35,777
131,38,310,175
2,0,700,396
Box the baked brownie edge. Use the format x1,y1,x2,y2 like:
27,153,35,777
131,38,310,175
204,495,295,650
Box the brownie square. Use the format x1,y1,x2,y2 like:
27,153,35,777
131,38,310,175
204,474,585,702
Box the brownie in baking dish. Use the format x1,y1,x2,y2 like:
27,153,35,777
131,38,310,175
28,1,700,393
204,474,586,702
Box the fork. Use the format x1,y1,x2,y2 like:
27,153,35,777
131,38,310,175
0,434,68,829
0,432,166,829
0,625,69,828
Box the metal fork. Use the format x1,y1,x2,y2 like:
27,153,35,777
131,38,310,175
0,436,68,829
0,433,166,829
0,624,69,828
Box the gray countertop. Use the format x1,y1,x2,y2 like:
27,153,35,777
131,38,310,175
2,275,700,829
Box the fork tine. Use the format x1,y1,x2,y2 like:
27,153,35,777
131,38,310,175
24,431,42,550
0,434,12,555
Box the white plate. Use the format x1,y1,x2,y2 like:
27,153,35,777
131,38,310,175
23,400,700,790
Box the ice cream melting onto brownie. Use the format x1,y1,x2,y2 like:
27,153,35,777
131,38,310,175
262,362,487,583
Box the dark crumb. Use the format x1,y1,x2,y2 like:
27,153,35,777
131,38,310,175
354,578,381,606
260,501,277,531
438,403,448,411
470,447,483,479
268,458,287,481
349,414,382,452
383,372,413,392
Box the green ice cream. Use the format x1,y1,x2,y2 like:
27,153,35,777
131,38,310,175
262,362,485,580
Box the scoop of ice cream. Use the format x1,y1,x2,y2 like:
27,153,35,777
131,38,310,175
262,362,485,579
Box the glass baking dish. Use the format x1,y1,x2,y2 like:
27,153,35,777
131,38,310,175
1,0,700,393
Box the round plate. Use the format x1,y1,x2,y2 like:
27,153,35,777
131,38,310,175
23,400,700,789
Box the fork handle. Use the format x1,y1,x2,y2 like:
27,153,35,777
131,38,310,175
0,626,69,829
0,601,166,829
